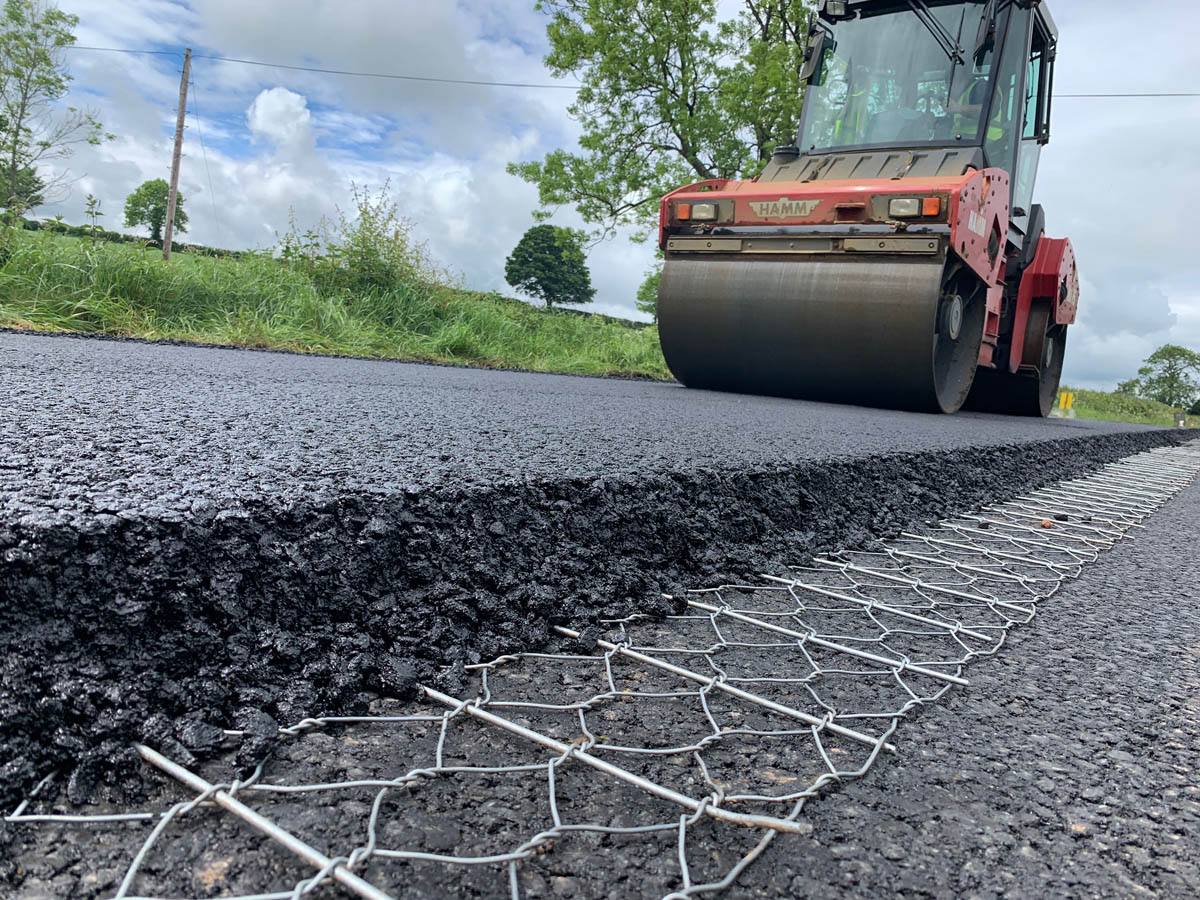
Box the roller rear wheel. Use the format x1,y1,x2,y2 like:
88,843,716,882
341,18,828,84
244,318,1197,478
966,303,1067,417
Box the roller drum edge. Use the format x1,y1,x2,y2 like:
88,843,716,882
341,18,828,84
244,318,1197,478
658,256,978,414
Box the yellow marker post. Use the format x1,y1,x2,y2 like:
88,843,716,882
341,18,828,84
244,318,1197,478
1051,391,1076,419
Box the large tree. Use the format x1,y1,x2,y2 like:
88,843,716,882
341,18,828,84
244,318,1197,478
0,0,110,218
124,178,188,244
1129,344,1200,409
509,0,813,239
504,224,595,309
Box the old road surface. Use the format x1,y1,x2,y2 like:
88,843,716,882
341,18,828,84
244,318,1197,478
1,329,1197,898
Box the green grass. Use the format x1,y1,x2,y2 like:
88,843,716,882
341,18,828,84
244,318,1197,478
0,230,670,379
1061,386,1198,428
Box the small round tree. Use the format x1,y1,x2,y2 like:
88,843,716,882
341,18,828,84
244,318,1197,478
504,224,594,309
124,178,188,244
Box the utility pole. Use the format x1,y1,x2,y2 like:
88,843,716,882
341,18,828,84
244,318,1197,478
163,48,191,261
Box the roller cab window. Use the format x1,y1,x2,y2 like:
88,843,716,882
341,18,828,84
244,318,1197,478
1012,12,1053,225
799,1,1018,153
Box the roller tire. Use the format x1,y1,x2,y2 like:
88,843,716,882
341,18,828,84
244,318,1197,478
966,303,1067,417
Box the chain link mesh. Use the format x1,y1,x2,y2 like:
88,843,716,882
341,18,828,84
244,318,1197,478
9,442,1200,899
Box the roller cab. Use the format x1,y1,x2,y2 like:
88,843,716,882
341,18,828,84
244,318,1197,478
658,0,1078,415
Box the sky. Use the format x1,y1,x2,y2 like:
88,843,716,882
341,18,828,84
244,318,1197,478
37,0,1200,390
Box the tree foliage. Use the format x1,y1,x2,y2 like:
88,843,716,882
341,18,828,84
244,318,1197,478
504,224,595,309
124,178,188,244
509,0,814,238
636,262,661,322
1125,344,1200,409
0,0,110,218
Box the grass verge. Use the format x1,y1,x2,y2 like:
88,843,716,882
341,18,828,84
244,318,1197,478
0,230,670,379
1061,386,1198,428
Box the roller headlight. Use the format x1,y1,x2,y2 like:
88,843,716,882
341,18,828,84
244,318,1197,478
888,197,941,218
888,198,922,218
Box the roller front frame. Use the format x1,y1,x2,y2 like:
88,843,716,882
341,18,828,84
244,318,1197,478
657,170,1011,414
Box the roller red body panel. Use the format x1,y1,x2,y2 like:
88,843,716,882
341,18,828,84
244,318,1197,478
1009,236,1079,373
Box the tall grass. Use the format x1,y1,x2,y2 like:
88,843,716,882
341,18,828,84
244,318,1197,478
0,228,669,379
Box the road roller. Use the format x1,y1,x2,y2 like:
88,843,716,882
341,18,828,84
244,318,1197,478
657,0,1078,415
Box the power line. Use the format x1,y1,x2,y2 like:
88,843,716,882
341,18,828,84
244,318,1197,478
68,44,579,90
191,53,581,89
1056,92,1200,98
70,45,179,57
66,45,1200,99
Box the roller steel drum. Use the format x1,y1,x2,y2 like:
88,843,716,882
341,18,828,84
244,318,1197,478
658,257,984,414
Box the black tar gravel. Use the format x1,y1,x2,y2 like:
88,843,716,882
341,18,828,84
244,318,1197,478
0,331,1190,814
3,452,1197,899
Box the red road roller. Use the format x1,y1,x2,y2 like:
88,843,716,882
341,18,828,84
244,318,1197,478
657,0,1077,415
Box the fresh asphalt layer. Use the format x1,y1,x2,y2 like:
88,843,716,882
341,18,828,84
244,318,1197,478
0,330,1173,504
4,445,1197,899
0,331,1190,816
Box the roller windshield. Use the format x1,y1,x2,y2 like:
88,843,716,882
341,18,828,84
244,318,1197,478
798,2,1001,152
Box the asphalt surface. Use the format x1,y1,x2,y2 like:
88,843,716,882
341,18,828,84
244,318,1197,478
0,330,1190,816
0,331,1171,507
740,473,1200,900
3,449,1196,899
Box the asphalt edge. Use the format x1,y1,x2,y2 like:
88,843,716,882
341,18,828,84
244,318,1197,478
0,325,668,382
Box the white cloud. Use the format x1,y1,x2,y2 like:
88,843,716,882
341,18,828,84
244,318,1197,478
246,87,313,151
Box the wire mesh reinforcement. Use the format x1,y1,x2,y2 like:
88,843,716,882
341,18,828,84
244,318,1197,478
8,441,1200,899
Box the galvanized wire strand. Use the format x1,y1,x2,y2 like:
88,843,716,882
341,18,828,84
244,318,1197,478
9,440,1200,900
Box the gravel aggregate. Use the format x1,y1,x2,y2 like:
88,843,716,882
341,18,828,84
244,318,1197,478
0,331,1190,819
